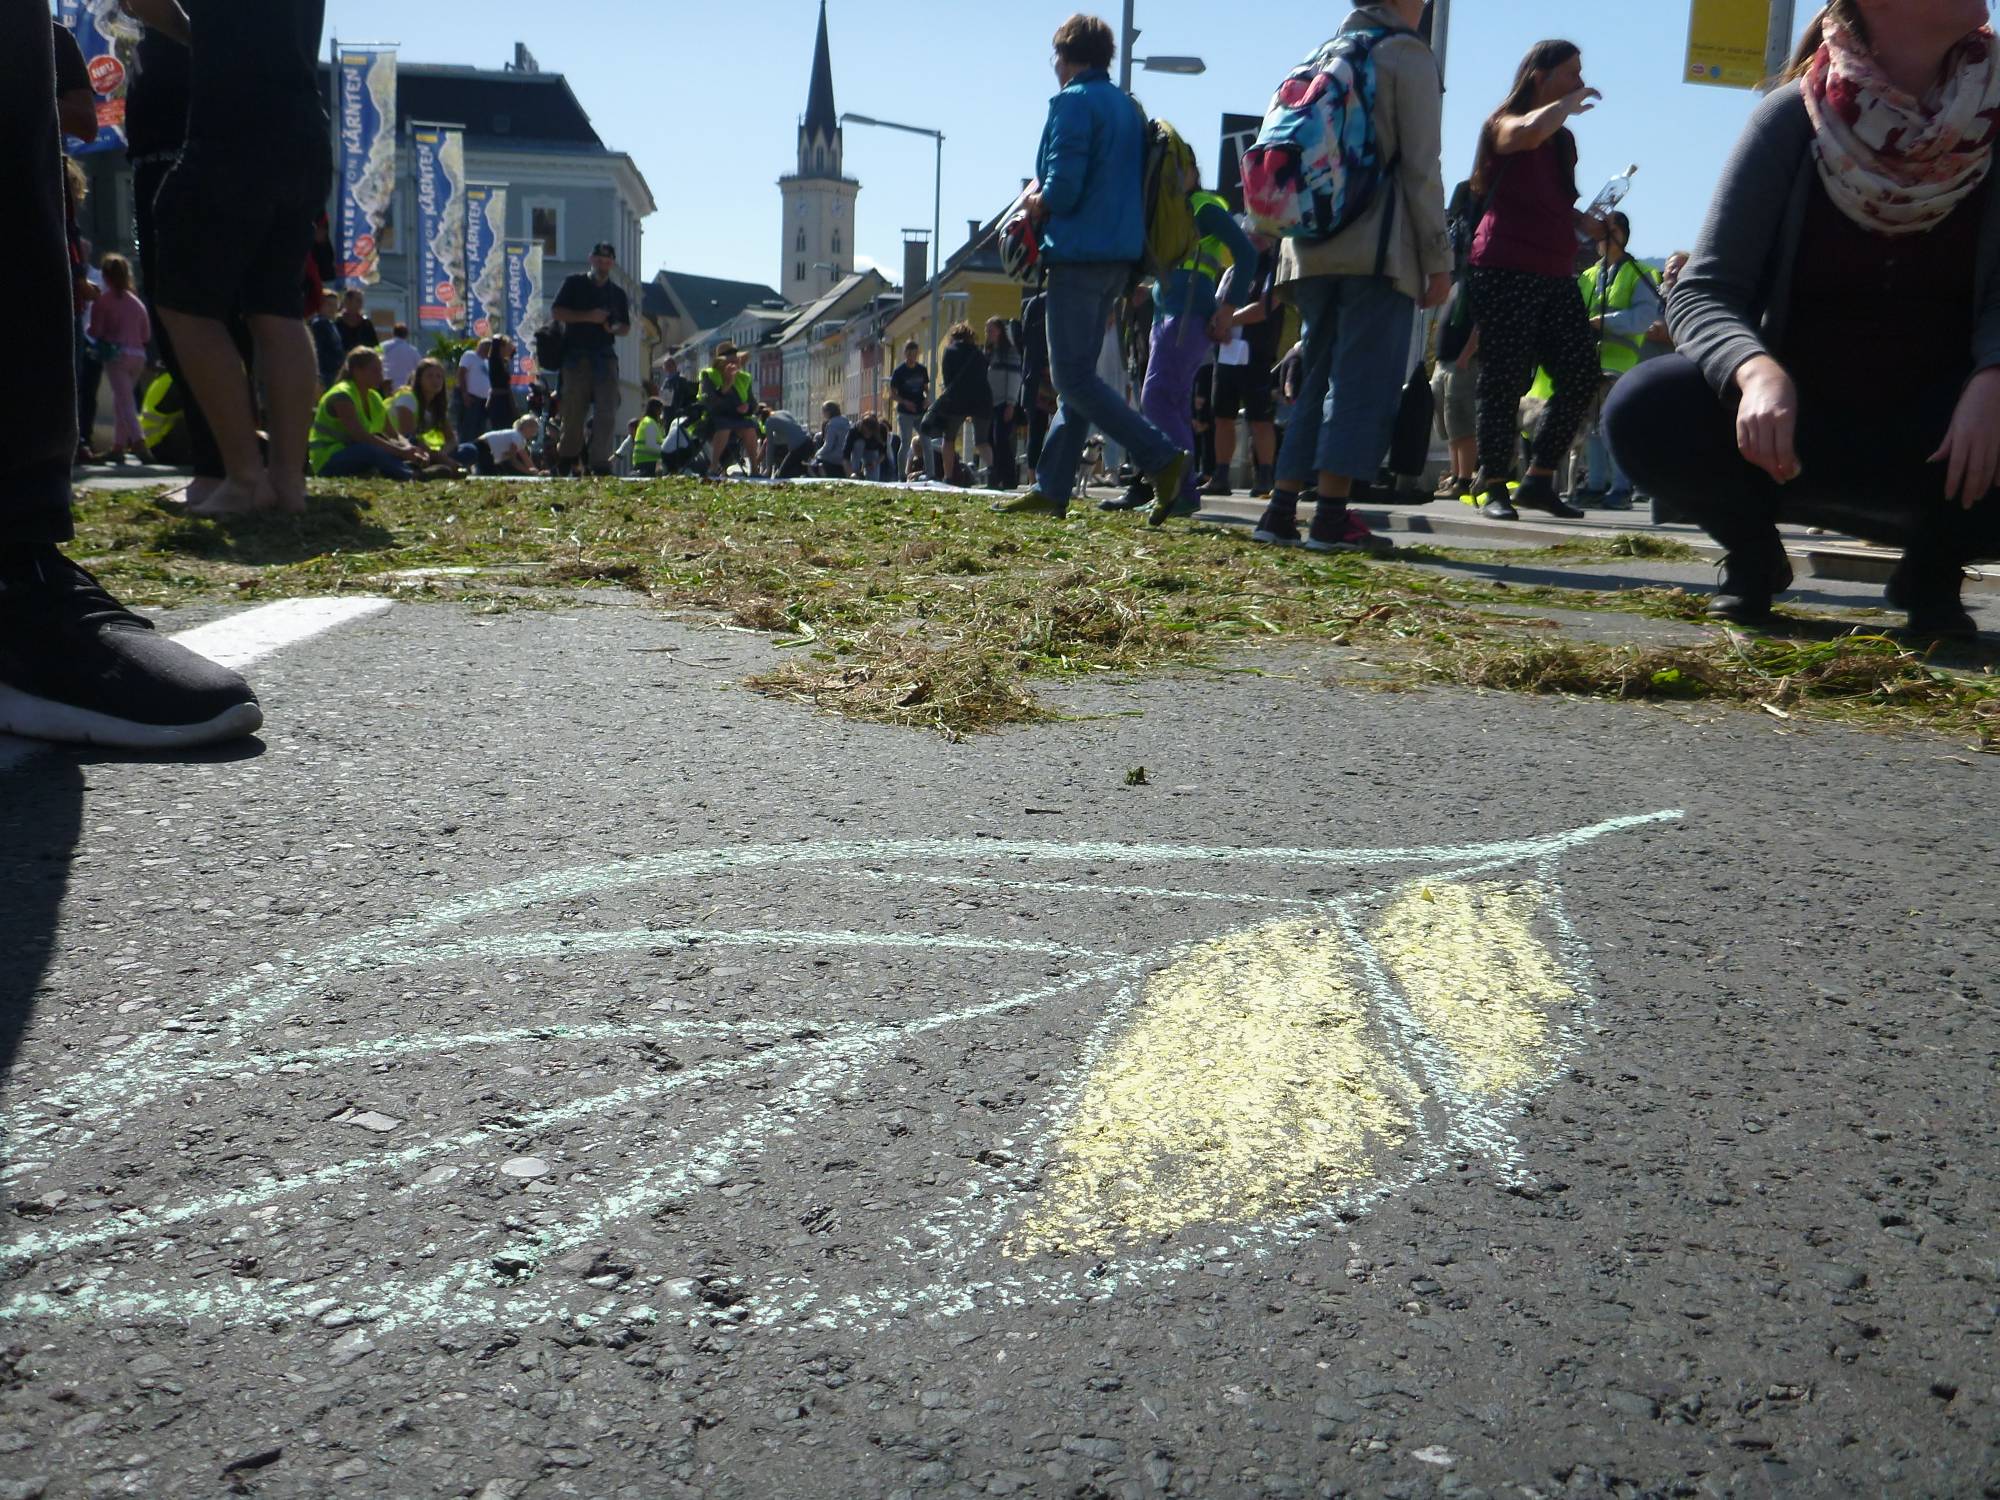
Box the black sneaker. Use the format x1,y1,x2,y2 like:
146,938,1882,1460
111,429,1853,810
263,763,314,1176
0,545,262,750
1251,495,1301,545
1513,474,1587,519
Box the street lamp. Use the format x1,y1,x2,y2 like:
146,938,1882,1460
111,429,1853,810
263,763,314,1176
841,111,945,378
1118,2,1206,91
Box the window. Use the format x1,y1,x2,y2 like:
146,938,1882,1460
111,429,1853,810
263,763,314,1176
526,200,563,258
797,262,805,283
796,227,806,253
831,231,841,257
816,146,826,172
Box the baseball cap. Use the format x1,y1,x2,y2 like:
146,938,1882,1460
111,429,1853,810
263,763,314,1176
715,341,740,358
591,241,616,259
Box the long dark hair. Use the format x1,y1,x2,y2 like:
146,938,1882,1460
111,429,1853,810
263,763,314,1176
1473,40,1581,193
1778,2,1865,83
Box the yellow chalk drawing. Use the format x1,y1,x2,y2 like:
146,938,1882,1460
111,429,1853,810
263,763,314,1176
1007,920,1422,1260
1370,881,1575,1096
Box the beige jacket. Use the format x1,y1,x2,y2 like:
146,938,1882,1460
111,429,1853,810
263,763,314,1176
1274,6,1451,306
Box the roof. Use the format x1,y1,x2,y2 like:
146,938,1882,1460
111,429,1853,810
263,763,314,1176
319,61,601,151
803,2,838,144
650,271,786,332
770,268,889,347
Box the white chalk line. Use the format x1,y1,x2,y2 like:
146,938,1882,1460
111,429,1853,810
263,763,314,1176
1,813,1683,1327
0,596,393,770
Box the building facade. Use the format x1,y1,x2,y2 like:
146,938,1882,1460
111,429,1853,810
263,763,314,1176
777,3,860,306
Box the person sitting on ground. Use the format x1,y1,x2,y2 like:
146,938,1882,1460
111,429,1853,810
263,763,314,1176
334,288,376,353
700,343,761,474
309,347,428,481
1460,38,1609,523
457,415,542,476
922,322,993,485
759,406,814,479
632,398,668,478
816,401,852,478
1605,0,2000,636
389,356,459,472
995,13,1193,519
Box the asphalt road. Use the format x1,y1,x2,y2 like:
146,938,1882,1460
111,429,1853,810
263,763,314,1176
1,598,1995,1499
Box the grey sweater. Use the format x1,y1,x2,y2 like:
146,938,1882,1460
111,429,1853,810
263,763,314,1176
1669,85,2000,394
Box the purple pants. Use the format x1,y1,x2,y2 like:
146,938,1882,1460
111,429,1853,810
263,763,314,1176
1140,313,1211,503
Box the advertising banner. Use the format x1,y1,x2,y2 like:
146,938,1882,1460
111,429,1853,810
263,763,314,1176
505,242,546,390
54,0,136,155
335,45,398,286
465,185,509,339
1216,113,1263,216
1686,0,1776,89
412,123,468,333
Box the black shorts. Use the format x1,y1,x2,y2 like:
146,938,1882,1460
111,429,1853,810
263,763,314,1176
151,138,330,321
1212,361,1277,423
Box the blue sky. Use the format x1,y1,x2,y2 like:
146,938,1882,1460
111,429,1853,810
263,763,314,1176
319,0,1820,287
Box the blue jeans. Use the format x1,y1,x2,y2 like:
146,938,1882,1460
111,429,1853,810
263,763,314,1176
319,443,413,481
1276,275,1414,487
1035,261,1176,503
1586,378,1633,496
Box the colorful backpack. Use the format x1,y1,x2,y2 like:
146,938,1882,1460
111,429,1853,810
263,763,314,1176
1241,26,1414,242
1130,98,1201,284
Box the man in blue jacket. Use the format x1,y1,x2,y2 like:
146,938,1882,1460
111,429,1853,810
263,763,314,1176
994,13,1190,520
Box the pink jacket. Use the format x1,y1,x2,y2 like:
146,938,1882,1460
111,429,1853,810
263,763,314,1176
88,288,152,356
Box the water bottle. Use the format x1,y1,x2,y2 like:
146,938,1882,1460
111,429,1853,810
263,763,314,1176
1586,164,1639,218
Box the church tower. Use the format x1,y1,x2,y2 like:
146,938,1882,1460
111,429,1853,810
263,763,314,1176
778,1,861,305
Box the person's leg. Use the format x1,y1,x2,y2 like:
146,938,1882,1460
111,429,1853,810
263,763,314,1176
76,329,102,459
557,357,593,468
1466,267,1541,507
586,357,621,472
1212,371,1239,492
1258,280,1338,544
1302,276,1414,553
319,444,413,481
1603,355,1791,618
1033,264,1180,510
1518,279,1600,516
1138,315,1206,511
108,353,146,454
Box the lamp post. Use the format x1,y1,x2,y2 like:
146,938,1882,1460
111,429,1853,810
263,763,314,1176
1118,2,1206,92
842,111,944,376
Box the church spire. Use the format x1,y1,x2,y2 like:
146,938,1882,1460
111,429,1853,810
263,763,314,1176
802,2,838,154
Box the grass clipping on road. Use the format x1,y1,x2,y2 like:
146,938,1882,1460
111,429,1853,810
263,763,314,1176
71,475,1999,747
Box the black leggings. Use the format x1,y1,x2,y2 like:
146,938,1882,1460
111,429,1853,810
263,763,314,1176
1467,265,1600,480
8,9,74,542
1604,354,2000,572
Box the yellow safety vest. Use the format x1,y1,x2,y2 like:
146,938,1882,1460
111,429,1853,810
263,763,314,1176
1178,190,1235,287
634,416,666,465
140,372,181,450
309,380,390,475
1579,258,1660,375
392,386,450,452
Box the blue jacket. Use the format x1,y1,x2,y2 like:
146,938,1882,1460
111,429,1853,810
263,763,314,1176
1035,69,1145,266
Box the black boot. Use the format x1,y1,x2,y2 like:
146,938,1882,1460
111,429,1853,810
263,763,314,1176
1708,537,1794,624
1513,473,1587,519
1099,479,1153,512
1886,553,1977,639
1478,479,1518,520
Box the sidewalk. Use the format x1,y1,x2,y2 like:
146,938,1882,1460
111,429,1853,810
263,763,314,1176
1197,491,2000,596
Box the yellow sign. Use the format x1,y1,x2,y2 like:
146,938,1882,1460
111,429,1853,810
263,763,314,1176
1686,0,1774,90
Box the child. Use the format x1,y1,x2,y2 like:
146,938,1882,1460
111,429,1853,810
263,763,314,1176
816,401,851,478
87,254,153,463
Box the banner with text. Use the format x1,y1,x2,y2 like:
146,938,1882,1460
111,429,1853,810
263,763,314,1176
412,123,468,333
335,45,398,286
465,185,508,339
54,0,133,155
1685,0,1776,89
505,243,546,390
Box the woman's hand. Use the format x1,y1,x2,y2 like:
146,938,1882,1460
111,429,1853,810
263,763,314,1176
1734,355,1802,484
1563,86,1602,118
1931,367,2000,509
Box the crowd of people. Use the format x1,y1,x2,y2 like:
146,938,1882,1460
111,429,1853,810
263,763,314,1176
8,0,1996,752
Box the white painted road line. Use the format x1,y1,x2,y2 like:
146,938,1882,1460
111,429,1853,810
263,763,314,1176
0,596,394,768
162,595,394,672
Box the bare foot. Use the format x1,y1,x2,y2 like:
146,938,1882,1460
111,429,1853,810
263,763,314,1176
257,474,309,515
186,478,263,517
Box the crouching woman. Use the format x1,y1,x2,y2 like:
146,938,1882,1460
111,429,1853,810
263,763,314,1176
1604,0,2000,635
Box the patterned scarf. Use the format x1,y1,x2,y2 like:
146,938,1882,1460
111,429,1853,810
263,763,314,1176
1801,14,2000,235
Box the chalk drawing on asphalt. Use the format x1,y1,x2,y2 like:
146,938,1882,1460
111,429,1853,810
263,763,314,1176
0,812,1681,1331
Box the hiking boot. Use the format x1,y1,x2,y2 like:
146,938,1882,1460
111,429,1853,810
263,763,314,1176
1478,481,1519,521
1144,451,1195,528
992,490,1068,520
1305,505,1393,556
1707,541,1794,624
1513,473,1587,518
0,543,262,749
1099,481,1152,512
1886,554,1978,639
1251,495,1301,546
